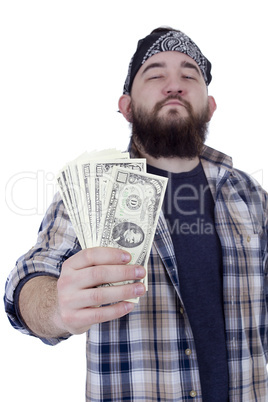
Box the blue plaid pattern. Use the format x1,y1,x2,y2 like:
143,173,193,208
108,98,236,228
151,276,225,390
4,145,268,401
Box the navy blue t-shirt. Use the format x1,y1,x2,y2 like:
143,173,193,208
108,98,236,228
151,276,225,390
148,162,229,401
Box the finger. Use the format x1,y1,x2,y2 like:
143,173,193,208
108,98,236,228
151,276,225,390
85,301,136,325
64,282,146,310
64,247,131,270
74,264,146,289
64,302,135,334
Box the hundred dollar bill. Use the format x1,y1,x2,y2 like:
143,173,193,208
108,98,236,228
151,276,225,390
98,167,168,300
92,159,147,245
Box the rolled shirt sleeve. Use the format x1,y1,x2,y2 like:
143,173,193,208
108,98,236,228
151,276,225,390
4,192,81,345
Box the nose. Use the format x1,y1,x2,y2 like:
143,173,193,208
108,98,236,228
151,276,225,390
163,76,185,96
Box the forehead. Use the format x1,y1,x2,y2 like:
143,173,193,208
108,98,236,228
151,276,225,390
138,51,201,75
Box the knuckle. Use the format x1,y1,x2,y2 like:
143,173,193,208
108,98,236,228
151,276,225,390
83,248,94,264
91,307,104,324
91,304,127,325
90,287,103,305
116,265,133,282
89,266,103,283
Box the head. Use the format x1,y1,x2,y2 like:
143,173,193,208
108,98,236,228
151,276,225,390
112,222,145,248
119,27,217,159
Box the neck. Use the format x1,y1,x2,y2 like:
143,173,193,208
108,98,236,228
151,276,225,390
140,150,200,173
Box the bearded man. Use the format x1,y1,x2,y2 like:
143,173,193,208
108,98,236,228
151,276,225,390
4,27,268,401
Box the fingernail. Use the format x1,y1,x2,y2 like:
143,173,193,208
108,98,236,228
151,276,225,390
135,283,145,296
135,266,145,279
124,302,134,313
121,253,131,263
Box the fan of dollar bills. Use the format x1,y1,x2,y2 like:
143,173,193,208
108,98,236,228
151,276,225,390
56,149,168,301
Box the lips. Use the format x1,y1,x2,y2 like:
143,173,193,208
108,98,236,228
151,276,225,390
154,96,190,114
163,100,185,107
161,95,187,109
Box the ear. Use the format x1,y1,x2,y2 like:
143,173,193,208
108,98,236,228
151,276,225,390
207,96,217,121
118,95,133,122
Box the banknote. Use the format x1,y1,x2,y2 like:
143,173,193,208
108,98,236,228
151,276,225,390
92,159,146,245
98,167,168,299
77,154,131,247
57,149,168,303
57,166,88,249
57,152,90,249
57,149,130,248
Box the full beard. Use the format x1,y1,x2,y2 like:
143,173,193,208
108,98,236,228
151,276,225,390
130,95,210,159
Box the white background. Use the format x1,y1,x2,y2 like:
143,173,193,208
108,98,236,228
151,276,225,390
1,1,267,401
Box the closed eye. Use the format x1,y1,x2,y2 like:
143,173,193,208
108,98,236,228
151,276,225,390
183,75,195,80
148,75,163,80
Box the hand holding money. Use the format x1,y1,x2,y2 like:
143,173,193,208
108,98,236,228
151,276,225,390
57,247,146,334
57,149,168,302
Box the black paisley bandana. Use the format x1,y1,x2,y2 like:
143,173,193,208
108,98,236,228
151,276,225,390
123,29,212,94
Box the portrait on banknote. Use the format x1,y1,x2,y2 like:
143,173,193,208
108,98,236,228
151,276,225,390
112,222,145,248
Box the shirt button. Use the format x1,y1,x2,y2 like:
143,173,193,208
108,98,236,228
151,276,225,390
185,348,192,356
190,390,197,397
180,307,184,314
247,235,251,242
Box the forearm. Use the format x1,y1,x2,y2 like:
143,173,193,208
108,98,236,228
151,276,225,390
19,276,70,339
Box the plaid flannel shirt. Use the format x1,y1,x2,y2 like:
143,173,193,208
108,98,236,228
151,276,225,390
4,145,268,401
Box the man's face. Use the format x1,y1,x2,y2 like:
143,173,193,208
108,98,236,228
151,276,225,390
123,229,143,245
130,51,210,121
119,51,216,159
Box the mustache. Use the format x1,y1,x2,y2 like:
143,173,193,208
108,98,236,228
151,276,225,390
153,95,192,114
